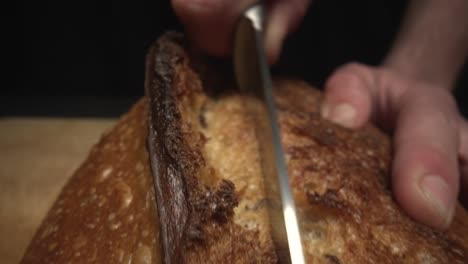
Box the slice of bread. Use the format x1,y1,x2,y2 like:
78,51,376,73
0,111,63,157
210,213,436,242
22,32,468,263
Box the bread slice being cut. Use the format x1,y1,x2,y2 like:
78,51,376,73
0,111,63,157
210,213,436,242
22,32,468,263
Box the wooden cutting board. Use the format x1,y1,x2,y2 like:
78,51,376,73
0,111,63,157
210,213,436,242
0,118,116,264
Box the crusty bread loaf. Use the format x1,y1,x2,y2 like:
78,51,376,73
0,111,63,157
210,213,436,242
21,32,468,263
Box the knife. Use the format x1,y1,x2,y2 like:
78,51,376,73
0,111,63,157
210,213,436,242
233,4,305,264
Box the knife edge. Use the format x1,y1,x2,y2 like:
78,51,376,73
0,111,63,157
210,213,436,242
233,4,306,264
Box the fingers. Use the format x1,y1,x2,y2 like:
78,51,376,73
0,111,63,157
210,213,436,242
391,86,460,229
321,63,377,128
321,63,461,229
265,0,311,64
171,0,310,61
171,0,254,56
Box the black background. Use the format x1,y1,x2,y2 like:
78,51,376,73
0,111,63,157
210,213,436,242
8,0,468,117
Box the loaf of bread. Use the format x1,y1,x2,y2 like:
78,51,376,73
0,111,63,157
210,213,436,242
21,32,468,263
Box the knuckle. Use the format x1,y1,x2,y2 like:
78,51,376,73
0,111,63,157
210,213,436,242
430,88,459,123
339,62,376,85
289,0,311,16
341,62,368,73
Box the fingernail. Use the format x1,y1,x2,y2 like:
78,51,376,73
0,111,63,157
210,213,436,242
419,175,453,228
321,103,356,128
321,102,331,119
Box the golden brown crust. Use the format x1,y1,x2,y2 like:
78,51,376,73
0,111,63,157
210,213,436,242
21,100,163,263
144,32,468,263
146,32,277,263
22,32,468,263
274,80,468,263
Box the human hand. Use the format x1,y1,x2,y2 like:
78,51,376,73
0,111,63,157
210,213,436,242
321,63,467,229
171,0,468,230
171,0,311,63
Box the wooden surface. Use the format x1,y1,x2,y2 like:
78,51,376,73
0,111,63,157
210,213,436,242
0,118,116,264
